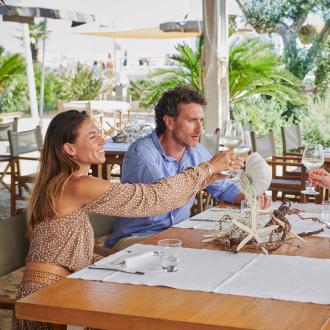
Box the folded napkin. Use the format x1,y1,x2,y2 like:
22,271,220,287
111,251,155,269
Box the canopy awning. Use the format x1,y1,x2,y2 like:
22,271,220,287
79,26,200,39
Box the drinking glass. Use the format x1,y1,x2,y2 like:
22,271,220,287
301,144,324,195
322,200,330,227
234,131,251,160
157,239,182,272
221,120,244,179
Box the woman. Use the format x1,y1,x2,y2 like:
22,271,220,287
14,110,243,329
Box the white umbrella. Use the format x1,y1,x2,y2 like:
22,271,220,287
0,2,95,121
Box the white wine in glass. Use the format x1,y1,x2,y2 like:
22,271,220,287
301,144,324,195
221,120,244,179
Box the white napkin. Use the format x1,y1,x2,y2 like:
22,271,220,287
111,251,155,269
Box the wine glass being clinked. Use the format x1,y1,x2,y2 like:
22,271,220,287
301,144,324,195
221,120,248,179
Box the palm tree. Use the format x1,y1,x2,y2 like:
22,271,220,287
139,36,203,108
139,36,303,109
0,47,25,95
229,38,303,105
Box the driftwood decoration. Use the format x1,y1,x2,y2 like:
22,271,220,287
202,199,306,254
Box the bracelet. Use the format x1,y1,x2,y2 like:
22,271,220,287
203,162,213,177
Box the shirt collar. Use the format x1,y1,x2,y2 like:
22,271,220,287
151,129,192,163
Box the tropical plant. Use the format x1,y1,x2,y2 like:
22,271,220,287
0,47,25,96
138,36,203,108
128,79,153,101
67,63,102,100
29,21,49,63
229,38,303,105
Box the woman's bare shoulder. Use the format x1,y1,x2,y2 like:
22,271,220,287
66,176,113,204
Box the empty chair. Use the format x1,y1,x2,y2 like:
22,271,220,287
0,213,28,310
250,130,276,158
250,130,308,202
0,118,18,191
200,130,220,155
88,213,117,256
8,126,43,215
281,124,303,155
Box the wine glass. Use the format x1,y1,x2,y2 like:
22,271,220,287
234,131,251,160
301,144,324,195
221,120,243,179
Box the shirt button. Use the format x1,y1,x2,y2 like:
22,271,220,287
171,215,175,221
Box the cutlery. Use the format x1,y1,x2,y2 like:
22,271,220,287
88,265,145,275
189,218,221,222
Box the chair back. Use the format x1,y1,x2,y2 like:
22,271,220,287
242,121,254,133
88,213,116,238
281,124,302,153
8,126,43,157
0,118,18,141
200,131,220,155
251,130,276,158
0,213,28,277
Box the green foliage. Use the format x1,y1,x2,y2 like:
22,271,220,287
128,80,153,101
0,73,30,113
238,0,330,82
67,64,102,101
0,47,25,95
298,95,330,146
232,97,293,154
314,41,330,98
229,38,304,105
138,36,203,108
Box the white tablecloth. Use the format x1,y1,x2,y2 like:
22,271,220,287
175,204,330,237
69,243,330,304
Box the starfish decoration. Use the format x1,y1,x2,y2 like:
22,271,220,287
232,218,279,254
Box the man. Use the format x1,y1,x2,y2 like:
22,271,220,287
105,86,270,250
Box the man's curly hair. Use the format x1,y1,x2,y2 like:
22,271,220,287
155,86,207,135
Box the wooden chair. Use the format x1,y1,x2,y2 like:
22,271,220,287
250,130,309,202
8,126,42,215
57,100,104,130
0,118,18,191
281,124,304,156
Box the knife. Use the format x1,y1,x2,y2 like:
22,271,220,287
88,265,145,275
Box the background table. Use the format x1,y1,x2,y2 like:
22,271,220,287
15,227,330,330
90,139,130,180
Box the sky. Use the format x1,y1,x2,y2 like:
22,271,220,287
0,0,206,67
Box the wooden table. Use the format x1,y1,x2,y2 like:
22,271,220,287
15,227,330,330
91,139,130,180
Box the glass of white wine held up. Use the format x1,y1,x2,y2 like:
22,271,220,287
301,144,324,195
220,120,244,179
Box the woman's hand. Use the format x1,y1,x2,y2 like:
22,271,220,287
208,150,244,176
309,169,330,189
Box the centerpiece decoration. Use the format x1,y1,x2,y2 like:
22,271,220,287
202,153,305,254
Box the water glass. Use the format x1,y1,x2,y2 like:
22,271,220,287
322,200,330,226
157,239,182,272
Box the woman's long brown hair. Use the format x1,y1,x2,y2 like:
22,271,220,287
27,110,89,238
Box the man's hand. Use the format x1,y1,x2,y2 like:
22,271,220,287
257,193,272,209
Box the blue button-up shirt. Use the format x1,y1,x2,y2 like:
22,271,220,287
105,130,240,247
